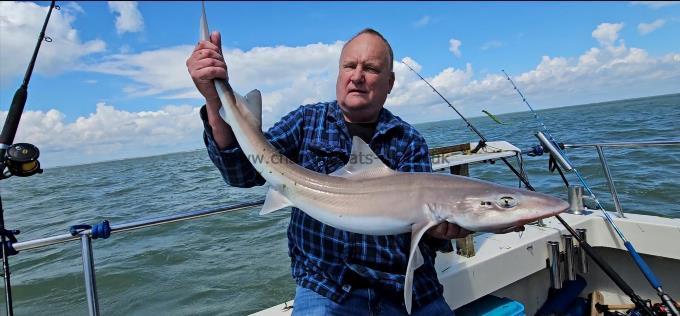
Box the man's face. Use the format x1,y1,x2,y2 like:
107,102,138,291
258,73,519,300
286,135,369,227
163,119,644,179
336,33,395,122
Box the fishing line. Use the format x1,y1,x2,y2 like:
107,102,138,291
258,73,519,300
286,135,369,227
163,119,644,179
0,2,58,315
502,70,678,315
402,60,656,314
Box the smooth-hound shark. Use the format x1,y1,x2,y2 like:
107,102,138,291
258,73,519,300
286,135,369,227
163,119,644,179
199,4,568,313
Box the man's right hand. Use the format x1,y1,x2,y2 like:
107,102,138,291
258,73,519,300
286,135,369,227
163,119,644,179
186,31,228,105
186,31,236,150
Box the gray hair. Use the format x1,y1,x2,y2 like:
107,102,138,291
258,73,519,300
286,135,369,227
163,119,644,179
343,28,394,71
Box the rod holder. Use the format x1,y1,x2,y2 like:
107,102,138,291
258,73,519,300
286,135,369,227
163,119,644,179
80,235,100,316
576,229,589,274
548,241,562,289
563,235,576,281
568,185,585,214
535,131,573,171
456,235,476,258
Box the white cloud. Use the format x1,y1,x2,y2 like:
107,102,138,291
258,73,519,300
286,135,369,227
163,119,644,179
638,19,666,34
0,1,106,87
630,1,680,8
8,19,680,166
1,103,203,167
481,41,503,51
592,23,624,46
86,42,344,126
449,39,462,57
386,23,680,123
108,1,144,35
63,2,85,14
413,16,431,28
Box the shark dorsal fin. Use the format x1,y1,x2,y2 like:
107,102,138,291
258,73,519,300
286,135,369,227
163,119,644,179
226,89,263,130
243,89,262,130
330,136,396,179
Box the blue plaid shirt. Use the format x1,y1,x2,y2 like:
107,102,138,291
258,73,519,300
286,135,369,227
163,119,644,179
201,101,453,308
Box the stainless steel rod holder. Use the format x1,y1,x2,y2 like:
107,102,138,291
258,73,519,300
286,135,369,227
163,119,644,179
563,235,576,281
568,185,585,214
81,235,100,316
576,229,589,274
548,241,562,289
595,145,625,218
536,131,573,171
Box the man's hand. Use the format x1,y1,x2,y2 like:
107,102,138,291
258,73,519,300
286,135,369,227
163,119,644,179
426,223,526,240
186,31,236,150
186,31,227,104
493,225,526,234
426,222,472,240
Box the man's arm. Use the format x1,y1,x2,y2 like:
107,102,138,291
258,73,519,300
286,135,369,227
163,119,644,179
188,30,304,187
201,105,305,188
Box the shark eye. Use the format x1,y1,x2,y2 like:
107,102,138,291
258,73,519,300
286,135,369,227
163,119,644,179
496,196,518,208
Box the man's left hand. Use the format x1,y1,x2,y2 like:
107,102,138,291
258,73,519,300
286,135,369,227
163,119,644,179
426,222,472,240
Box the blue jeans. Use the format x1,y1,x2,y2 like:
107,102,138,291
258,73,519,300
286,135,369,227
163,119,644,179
291,286,454,316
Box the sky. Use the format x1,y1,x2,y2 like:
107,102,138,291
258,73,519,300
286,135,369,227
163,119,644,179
1,1,679,167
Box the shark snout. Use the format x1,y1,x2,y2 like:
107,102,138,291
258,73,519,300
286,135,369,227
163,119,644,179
524,193,570,218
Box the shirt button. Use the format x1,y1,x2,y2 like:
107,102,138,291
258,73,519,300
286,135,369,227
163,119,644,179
342,285,352,292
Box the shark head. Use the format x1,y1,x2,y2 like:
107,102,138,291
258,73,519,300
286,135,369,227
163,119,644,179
439,182,570,233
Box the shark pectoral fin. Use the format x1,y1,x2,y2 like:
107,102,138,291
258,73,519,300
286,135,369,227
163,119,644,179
330,136,397,179
404,221,439,315
413,244,424,269
260,187,293,215
243,89,263,130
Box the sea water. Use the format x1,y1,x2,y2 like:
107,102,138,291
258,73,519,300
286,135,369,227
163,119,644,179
2,93,678,315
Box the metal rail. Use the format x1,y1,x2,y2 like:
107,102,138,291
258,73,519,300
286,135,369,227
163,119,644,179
14,200,264,252
563,140,680,148
559,140,680,218
595,146,625,218
13,200,265,316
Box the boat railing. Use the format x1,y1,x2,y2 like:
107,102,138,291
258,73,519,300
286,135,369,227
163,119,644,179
560,140,680,218
13,200,265,316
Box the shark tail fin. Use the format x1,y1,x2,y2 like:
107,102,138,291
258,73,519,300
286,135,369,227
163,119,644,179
200,1,209,41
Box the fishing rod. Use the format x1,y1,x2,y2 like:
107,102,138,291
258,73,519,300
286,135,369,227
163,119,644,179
502,69,678,315
400,61,531,185
401,60,656,314
0,1,57,314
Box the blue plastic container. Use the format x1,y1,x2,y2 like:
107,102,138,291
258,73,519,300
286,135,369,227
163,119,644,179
455,295,525,316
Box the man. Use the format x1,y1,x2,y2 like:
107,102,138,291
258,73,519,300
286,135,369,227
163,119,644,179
187,28,470,315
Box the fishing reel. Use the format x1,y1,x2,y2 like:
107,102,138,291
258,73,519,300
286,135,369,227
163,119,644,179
2,143,42,178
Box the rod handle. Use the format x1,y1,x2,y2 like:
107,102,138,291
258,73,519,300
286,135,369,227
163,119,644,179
624,241,661,289
0,86,28,148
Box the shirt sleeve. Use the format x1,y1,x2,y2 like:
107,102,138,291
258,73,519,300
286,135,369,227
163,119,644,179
397,132,455,253
200,105,304,188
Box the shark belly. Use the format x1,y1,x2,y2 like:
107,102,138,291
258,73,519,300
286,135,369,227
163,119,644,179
280,181,422,235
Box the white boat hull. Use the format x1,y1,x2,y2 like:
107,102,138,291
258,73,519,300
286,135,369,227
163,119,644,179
254,211,680,315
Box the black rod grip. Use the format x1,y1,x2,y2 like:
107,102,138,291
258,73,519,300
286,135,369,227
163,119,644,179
0,86,28,147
